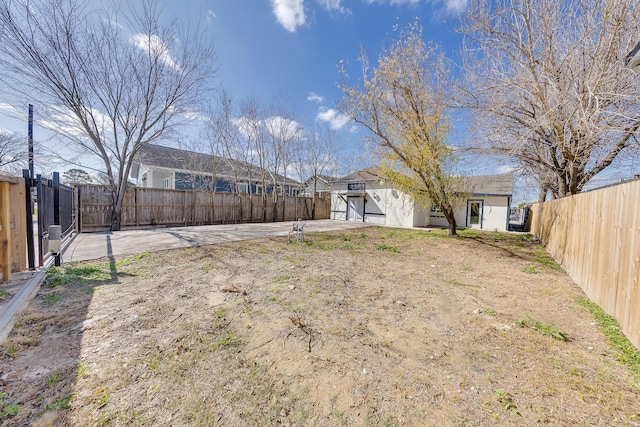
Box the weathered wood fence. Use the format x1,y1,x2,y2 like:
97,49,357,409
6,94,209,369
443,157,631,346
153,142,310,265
0,175,27,282
79,185,331,231
530,179,640,349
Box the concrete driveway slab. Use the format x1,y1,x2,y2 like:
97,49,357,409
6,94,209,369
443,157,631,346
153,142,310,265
63,220,372,263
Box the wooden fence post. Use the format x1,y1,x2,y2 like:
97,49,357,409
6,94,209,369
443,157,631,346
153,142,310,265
0,181,11,282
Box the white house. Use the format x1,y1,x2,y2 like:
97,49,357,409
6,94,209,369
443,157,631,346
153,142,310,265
330,167,513,231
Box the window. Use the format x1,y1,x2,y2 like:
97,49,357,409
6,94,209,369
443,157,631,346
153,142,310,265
237,182,249,194
255,184,262,195
162,178,170,189
348,182,366,191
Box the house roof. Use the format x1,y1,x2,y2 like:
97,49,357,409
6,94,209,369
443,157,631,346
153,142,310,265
134,144,300,186
303,174,340,186
334,166,383,183
469,173,513,196
335,167,513,196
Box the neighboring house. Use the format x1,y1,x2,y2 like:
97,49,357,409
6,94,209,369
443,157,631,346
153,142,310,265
130,144,300,195
330,166,514,231
303,174,337,198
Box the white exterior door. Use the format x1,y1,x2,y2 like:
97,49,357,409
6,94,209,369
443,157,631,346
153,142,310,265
347,197,364,221
467,200,483,229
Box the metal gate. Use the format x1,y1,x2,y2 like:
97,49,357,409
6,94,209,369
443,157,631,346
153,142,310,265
23,170,76,268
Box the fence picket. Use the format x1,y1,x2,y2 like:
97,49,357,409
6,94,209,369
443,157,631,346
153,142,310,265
531,180,640,349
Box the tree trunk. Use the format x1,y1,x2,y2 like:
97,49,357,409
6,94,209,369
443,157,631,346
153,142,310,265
442,208,457,236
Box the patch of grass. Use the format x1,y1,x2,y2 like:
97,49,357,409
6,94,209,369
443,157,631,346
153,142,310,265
516,315,568,341
534,250,563,271
376,244,400,253
484,308,497,316
358,232,367,239
45,264,112,288
46,369,60,388
77,361,88,377
338,232,351,241
493,389,520,416
43,395,72,412
521,265,538,274
212,330,241,350
0,289,10,299
462,263,473,271
577,298,640,376
0,392,19,419
43,294,61,305
272,273,292,283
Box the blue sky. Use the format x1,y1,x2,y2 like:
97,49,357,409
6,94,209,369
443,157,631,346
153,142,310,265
2,1,531,193
200,0,467,134
0,0,478,173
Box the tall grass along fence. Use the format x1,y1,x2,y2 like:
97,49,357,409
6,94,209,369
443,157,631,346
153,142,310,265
0,175,27,282
531,179,640,349
79,185,331,231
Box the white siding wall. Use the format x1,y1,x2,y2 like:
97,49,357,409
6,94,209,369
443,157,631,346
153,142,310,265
476,196,510,231
332,185,510,231
331,183,419,228
427,196,510,231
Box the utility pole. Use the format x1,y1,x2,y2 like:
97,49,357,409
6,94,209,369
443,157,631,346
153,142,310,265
28,104,34,180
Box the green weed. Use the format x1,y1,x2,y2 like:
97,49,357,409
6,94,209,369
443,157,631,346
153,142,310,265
272,273,292,283
484,308,497,316
493,389,520,415
43,294,61,305
516,315,568,341
77,361,88,377
376,244,400,253
534,250,563,271
338,233,351,241
0,392,19,419
43,395,72,412
521,265,538,274
577,298,640,376
46,369,60,388
0,289,10,299
212,330,241,350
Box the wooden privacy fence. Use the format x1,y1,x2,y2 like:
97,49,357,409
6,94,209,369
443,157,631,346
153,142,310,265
79,185,331,231
530,179,640,349
0,175,27,282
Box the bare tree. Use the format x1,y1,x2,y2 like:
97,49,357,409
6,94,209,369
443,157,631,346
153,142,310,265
292,124,338,218
0,131,24,172
264,101,302,221
339,21,468,236
460,0,640,198
0,0,216,229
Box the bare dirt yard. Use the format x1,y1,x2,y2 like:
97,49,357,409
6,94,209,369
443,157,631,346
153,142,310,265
1,226,639,426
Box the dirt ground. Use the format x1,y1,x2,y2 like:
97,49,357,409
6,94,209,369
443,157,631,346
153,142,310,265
0,226,638,426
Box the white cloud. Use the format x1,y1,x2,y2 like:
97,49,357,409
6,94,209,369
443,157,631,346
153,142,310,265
265,115,304,139
206,10,217,23
363,0,468,14
0,103,22,117
130,34,179,70
307,92,325,103
443,0,468,14
316,0,349,14
271,0,306,32
316,107,350,130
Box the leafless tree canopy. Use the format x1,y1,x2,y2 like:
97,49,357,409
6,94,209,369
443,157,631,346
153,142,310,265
0,132,25,173
0,0,216,229
460,0,640,199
